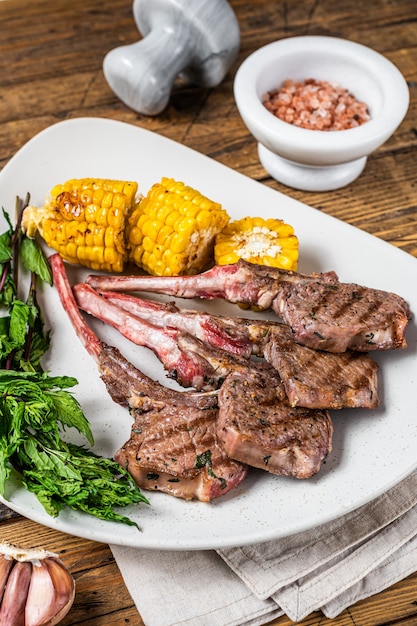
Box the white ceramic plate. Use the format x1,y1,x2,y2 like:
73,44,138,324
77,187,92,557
0,118,416,550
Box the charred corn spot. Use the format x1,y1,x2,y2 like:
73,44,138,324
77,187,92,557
21,178,139,273
214,216,299,271
126,177,230,276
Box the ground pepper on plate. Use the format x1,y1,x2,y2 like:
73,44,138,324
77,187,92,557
262,78,370,130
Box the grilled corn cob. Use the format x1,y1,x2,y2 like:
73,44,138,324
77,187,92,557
22,178,139,273
214,216,299,271
127,177,230,276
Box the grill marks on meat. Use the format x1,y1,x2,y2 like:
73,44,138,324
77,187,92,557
104,342,333,483
49,254,248,501
98,347,248,501
87,290,379,410
97,343,217,413
114,402,247,502
262,326,379,409
274,280,411,353
217,367,333,479
86,259,411,353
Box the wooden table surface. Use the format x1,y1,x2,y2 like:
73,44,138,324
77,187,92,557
1,0,416,624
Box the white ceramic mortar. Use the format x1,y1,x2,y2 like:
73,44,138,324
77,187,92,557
234,36,409,191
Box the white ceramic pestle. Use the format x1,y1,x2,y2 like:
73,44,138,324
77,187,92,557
103,0,240,115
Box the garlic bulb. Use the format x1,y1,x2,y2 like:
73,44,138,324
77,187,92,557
0,542,75,626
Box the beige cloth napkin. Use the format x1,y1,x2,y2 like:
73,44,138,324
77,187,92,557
111,470,417,625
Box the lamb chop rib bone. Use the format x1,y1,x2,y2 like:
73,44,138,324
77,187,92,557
49,253,248,501
73,283,239,392
76,285,379,410
86,260,411,353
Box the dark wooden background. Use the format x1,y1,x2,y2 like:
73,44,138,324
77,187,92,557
0,0,416,624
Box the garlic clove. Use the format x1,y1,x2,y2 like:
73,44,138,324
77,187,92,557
43,558,76,626
0,556,14,604
0,560,32,626
0,541,75,626
24,560,58,626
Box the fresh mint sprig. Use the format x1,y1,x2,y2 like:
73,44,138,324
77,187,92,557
0,197,149,526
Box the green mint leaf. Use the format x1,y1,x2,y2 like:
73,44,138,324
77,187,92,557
22,481,63,517
19,437,148,525
50,390,94,446
9,299,31,348
19,236,53,286
0,320,17,366
0,443,13,495
0,275,16,308
195,450,212,469
0,370,76,391
0,316,10,336
1,208,13,231
0,232,12,264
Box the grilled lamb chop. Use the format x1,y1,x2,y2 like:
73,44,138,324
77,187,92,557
86,260,411,353
89,289,379,410
114,401,246,501
262,326,379,409
49,254,248,501
217,367,333,479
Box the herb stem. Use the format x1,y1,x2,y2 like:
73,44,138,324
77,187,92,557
23,272,37,363
11,194,29,290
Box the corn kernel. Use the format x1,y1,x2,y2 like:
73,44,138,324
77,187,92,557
152,244,163,260
92,188,104,207
77,246,86,262
177,217,196,240
141,250,151,268
72,222,88,246
84,204,97,223
142,219,161,241
66,241,77,260
131,246,143,267
113,193,126,210
157,205,174,223
106,206,120,228
165,210,180,228
92,226,105,247
157,224,173,245
54,224,67,246
142,235,155,253
104,226,116,248
153,258,165,276
128,225,143,247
